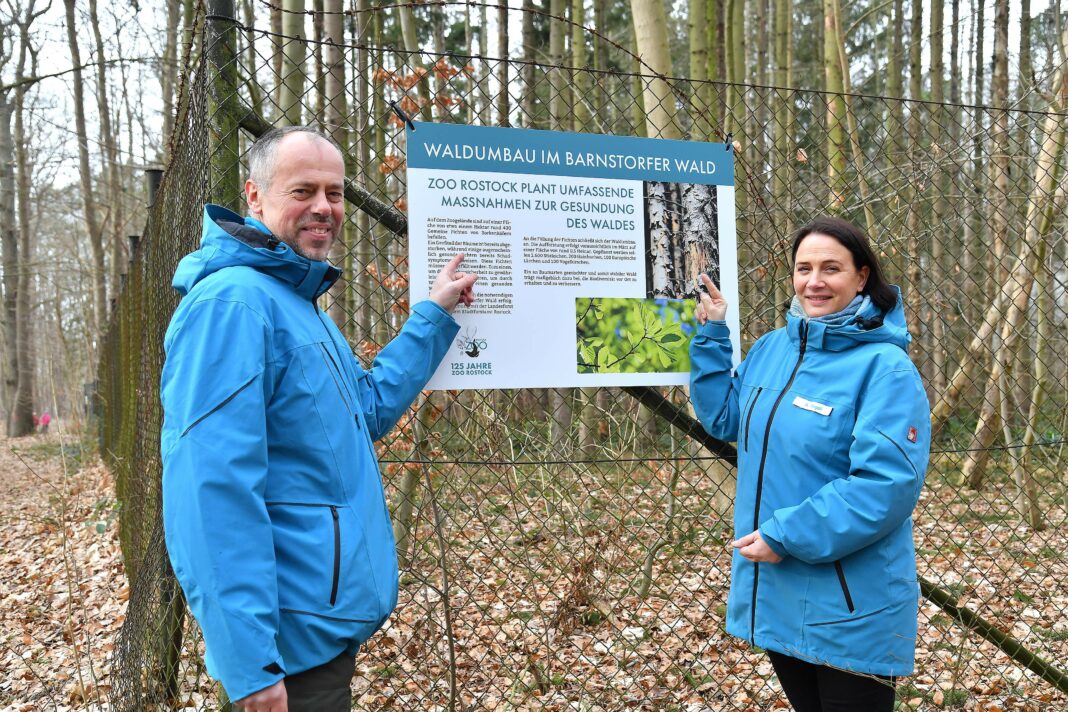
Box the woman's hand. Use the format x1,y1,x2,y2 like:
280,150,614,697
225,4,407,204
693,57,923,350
732,530,783,563
695,273,728,324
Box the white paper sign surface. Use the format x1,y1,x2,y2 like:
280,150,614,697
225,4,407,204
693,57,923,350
406,121,739,390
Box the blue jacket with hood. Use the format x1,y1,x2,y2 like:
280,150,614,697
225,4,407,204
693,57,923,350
690,292,930,676
160,204,459,700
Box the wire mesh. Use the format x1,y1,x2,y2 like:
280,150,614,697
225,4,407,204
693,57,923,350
97,5,1068,710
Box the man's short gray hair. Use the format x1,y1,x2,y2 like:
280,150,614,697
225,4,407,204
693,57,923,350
247,126,344,190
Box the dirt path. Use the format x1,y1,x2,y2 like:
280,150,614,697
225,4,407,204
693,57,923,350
0,433,124,711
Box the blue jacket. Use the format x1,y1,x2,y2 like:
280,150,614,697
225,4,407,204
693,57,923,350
690,293,930,676
161,205,458,700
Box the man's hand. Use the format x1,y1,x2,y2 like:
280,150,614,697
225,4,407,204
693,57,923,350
429,254,478,313
732,530,783,563
235,680,287,712
694,273,728,324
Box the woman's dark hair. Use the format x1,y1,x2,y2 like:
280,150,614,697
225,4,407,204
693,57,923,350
790,216,897,314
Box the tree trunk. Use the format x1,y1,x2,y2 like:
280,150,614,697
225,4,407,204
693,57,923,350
324,0,349,328
64,0,108,344
927,0,947,391
89,0,126,319
207,0,242,210
989,0,1010,283
571,0,590,128
963,0,985,326
1019,0,1033,108
521,0,536,127
963,41,1067,491
822,0,846,209
630,0,682,140
242,0,264,120
961,0,1011,488
904,0,924,374
311,0,325,121
353,0,372,337
497,2,509,126
10,3,42,437
160,0,181,160
478,2,490,124
279,0,307,125
647,182,672,295
271,1,283,118
724,0,744,117
0,96,16,421
771,0,792,327
689,0,710,139
549,0,566,128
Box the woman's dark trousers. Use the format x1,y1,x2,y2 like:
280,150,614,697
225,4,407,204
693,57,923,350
767,650,896,712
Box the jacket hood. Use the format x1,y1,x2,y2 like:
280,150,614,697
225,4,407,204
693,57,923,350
173,204,340,300
787,286,912,352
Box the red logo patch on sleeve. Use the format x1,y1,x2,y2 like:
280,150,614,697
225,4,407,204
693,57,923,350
907,426,918,443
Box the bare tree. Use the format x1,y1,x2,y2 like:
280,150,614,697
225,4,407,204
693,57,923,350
88,0,126,311
0,89,16,422
64,0,108,344
10,0,48,436
160,0,182,160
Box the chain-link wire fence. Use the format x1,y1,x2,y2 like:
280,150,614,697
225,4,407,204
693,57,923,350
97,3,1068,709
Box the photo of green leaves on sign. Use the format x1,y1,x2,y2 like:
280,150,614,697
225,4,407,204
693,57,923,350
576,297,694,374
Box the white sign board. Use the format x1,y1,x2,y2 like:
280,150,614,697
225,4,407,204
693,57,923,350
407,121,739,390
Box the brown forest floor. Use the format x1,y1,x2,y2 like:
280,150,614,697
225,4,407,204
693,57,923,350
0,432,124,710
0,434,1066,711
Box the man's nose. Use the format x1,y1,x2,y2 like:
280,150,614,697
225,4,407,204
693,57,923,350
310,189,332,216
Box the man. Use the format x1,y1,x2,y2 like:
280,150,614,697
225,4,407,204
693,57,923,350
160,126,475,711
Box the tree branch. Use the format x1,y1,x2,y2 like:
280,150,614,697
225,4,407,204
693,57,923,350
0,57,160,93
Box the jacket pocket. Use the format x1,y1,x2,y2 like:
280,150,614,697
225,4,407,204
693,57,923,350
833,560,855,613
267,501,379,622
329,505,341,605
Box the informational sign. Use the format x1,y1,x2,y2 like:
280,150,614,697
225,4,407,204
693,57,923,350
407,121,739,390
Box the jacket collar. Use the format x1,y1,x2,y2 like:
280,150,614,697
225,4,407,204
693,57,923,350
172,204,340,300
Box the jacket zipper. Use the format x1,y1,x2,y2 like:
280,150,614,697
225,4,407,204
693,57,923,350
313,305,362,430
329,505,341,606
749,321,808,643
318,343,355,415
834,561,855,613
742,387,763,452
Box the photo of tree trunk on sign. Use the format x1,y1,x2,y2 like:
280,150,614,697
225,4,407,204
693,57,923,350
644,181,720,298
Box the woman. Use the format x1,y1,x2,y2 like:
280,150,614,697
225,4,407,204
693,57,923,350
690,216,930,711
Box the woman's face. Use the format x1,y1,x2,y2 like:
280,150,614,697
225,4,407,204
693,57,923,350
793,233,870,317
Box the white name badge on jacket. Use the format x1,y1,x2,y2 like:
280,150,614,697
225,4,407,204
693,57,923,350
792,396,833,416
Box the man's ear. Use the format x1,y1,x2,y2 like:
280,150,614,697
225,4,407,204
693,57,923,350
245,178,261,217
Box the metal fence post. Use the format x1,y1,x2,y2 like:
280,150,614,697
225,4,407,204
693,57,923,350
206,0,241,211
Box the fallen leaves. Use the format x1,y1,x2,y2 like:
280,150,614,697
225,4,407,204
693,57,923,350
0,434,124,710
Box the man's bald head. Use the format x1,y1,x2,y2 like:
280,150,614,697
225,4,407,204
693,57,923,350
247,126,344,192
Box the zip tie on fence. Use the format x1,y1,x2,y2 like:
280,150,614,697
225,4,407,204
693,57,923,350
389,100,415,131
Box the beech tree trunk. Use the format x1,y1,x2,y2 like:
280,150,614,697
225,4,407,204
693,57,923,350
0,95,16,421
279,0,307,125
630,0,682,140
64,0,108,343
89,0,126,312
